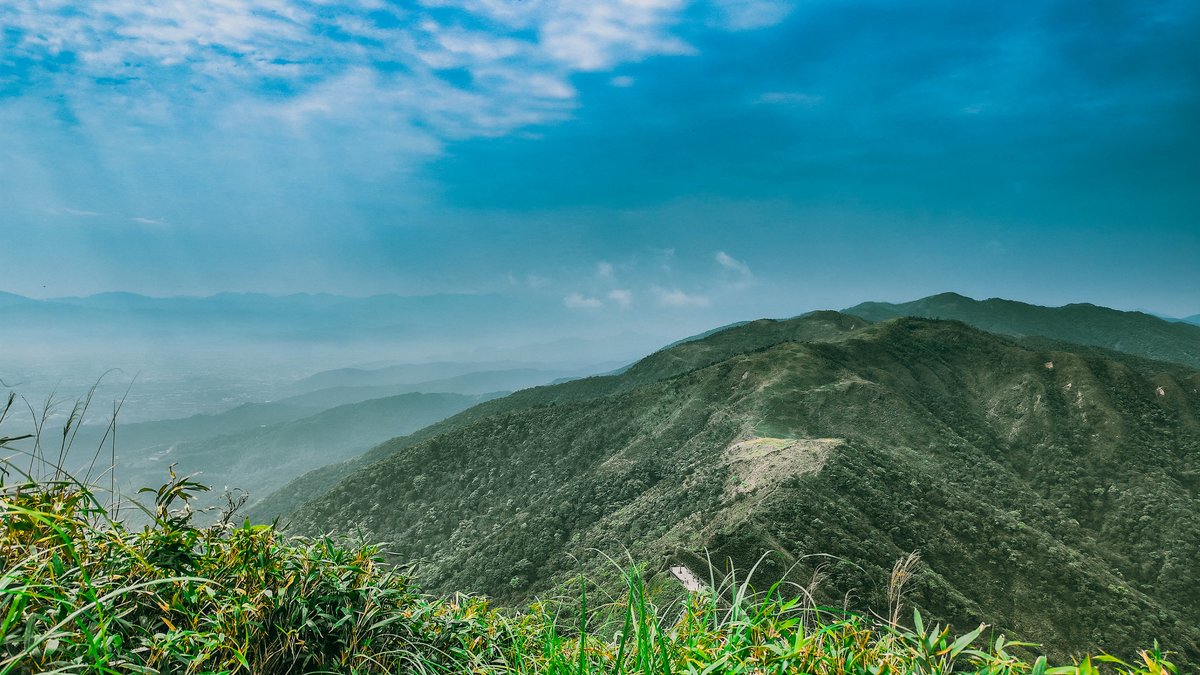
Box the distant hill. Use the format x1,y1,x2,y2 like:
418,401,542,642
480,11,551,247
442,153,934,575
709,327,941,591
279,312,1200,663
0,292,666,367
69,401,321,462
3,291,543,347
278,369,591,408
845,292,1200,368
105,392,498,515
1185,314,1200,326
287,361,527,392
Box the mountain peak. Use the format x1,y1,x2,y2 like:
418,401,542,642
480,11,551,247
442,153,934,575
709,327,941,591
281,307,1200,662
844,293,1200,369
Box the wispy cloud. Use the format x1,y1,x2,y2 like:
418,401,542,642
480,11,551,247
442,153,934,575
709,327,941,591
47,207,101,217
539,1,695,70
131,217,167,226
608,288,633,309
596,261,615,279
756,91,823,106
715,250,754,290
715,250,751,276
708,0,795,30
508,273,551,289
0,0,786,151
653,287,710,308
564,292,604,309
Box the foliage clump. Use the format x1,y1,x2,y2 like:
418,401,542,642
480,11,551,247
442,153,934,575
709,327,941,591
0,451,1182,674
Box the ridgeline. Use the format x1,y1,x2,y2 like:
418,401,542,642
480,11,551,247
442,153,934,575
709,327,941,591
275,311,1200,662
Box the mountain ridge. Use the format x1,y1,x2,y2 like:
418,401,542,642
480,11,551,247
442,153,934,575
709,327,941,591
845,292,1200,368
278,311,1200,662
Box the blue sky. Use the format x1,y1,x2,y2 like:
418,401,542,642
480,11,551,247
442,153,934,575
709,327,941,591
1,0,1198,327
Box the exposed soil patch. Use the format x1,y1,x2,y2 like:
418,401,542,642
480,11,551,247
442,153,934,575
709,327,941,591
723,436,842,497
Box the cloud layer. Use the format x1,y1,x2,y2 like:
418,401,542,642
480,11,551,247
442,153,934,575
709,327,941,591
0,0,783,150
1,0,1196,322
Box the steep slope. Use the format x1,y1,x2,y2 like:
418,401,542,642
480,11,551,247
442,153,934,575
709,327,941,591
845,292,1200,368
249,312,870,520
287,316,1200,662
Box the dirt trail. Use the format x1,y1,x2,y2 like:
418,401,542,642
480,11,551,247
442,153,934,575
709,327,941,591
669,565,706,593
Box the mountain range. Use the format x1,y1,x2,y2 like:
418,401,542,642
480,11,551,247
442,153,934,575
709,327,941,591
0,291,666,369
845,292,1200,368
20,291,1195,662
247,296,1200,663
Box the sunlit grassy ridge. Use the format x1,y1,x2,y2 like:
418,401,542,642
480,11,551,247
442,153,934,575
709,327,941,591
0,453,1181,675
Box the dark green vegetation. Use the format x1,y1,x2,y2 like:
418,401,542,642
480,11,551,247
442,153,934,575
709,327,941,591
274,311,1200,664
845,293,1200,368
0,455,1181,674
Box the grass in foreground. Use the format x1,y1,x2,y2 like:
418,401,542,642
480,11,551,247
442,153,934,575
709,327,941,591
0,449,1182,675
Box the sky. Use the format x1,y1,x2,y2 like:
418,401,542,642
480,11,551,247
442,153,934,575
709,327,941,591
1,0,1198,327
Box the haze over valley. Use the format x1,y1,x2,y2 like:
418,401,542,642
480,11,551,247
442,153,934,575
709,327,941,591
2,0,1198,672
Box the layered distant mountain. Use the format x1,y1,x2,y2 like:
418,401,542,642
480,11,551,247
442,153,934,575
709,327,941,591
279,368,610,408
1,291,543,345
0,291,666,371
845,292,1200,368
288,361,532,392
263,303,1200,662
100,392,501,515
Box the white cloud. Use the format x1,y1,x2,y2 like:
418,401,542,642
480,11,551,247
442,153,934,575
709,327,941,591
654,287,710,308
6,1,310,72
596,261,615,278
654,247,677,272
608,288,633,309
47,207,100,217
611,75,636,88
709,0,795,30
757,91,823,106
564,292,604,309
131,216,167,226
0,0,721,149
508,273,551,289
540,0,695,71
715,250,751,276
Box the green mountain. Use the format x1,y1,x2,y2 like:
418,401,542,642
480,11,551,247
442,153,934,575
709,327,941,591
280,313,1200,662
249,312,868,521
845,292,1200,368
